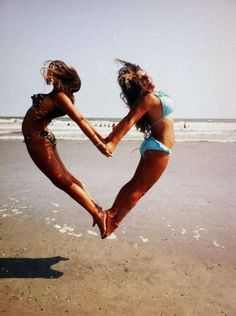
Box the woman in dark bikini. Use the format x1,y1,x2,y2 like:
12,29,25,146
103,59,175,238
22,60,110,236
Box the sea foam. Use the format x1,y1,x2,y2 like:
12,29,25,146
0,117,235,142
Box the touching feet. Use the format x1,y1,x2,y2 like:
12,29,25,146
92,208,107,238
102,211,119,239
92,208,119,239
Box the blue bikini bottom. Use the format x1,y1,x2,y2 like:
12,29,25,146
140,136,171,158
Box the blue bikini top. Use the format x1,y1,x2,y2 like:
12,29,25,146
157,91,174,117
150,91,173,127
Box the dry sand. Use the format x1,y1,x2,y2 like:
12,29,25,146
0,140,236,315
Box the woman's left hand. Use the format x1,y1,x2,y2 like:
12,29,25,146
97,142,112,157
106,141,116,154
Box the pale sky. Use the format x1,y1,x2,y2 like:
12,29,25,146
0,0,236,118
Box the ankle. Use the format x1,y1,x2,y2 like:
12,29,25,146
92,209,102,220
107,209,116,218
111,216,119,227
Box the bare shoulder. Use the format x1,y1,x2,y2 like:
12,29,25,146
140,92,161,108
54,92,71,104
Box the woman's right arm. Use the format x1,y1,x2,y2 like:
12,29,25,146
106,93,158,153
55,92,111,157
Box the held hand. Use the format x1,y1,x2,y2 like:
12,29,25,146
106,141,116,154
104,136,109,144
96,142,112,157
104,127,115,143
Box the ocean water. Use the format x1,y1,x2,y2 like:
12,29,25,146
0,117,236,142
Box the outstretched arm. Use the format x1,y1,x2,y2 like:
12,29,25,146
106,94,157,153
82,118,104,142
55,92,111,157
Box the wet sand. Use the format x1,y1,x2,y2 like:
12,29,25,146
0,140,236,315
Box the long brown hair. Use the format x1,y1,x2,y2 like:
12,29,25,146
41,60,81,100
116,59,153,134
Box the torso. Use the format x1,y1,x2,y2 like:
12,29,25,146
144,91,175,149
22,92,66,137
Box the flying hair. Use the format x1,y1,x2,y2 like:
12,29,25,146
115,58,154,135
41,60,81,97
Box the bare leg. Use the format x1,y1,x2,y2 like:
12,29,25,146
105,151,169,237
53,148,102,226
107,157,145,217
25,137,106,236
53,147,101,209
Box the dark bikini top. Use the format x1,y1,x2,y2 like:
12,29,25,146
31,93,65,122
31,93,45,108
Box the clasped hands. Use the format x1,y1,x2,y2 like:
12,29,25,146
96,135,116,158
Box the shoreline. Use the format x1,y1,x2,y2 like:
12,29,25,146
1,117,236,143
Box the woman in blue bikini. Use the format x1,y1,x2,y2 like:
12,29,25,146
103,59,175,238
22,60,111,236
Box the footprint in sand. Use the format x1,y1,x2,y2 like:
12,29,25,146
53,223,79,236
193,227,206,241
2,214,11,218
55,224,74,234
9,197,19,204
107,233,117,240
11,209,23,215
59,228,68,233
181,228,187,235
122,227,127,234
139,235,149,243
62,225,74,232
19,206,28,210
86,230,117,240
51,221,115,239
15,211,23,215
45,217,51,224
68,232,82,238
87,230,98,236
213,240,225,249
51,202,60,208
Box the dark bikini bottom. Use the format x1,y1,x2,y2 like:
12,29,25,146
24,130,57,146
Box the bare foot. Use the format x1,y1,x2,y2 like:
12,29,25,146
93,209,107,238
92,204,103,227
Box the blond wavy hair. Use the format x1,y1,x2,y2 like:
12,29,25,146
116,59,154,134
41,60,81,99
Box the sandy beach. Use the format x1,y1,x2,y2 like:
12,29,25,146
0,140,236,315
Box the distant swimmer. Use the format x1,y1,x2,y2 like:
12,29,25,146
22,60,111,237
